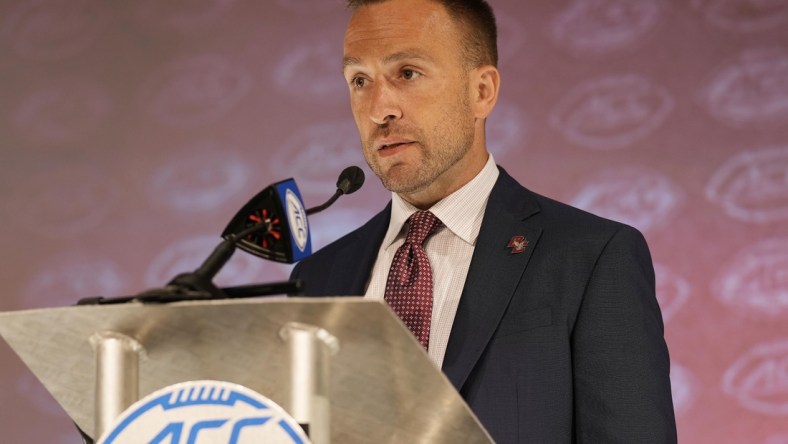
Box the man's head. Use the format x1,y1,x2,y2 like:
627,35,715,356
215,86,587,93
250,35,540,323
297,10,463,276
343,0,501,209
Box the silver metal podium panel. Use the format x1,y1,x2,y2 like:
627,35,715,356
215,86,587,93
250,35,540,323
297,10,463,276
0,298,492,443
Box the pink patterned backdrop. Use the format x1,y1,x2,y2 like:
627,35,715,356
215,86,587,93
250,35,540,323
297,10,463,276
1,0,788,442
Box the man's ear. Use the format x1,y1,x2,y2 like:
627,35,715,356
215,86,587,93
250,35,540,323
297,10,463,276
470,65,500,119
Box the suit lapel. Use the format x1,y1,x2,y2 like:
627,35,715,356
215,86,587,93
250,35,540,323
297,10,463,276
442,168,542,391
323,204,391,296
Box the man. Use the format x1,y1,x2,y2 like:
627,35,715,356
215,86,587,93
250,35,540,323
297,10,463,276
291,0,677,442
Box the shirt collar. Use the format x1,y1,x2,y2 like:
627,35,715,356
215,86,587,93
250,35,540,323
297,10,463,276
382,153,499,248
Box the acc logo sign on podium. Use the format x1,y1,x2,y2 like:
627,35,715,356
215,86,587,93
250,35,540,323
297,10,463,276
99,380,310,444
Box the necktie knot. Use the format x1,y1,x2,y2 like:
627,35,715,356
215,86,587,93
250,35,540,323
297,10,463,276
405,211,441,246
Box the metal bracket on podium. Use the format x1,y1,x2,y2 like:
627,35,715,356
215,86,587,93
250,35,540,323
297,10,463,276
281,322,339,444
89,331,144,439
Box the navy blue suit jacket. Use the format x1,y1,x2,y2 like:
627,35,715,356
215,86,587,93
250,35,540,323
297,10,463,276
291,167,677,443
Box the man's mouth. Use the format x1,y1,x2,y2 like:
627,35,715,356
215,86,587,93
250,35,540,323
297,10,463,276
376,140,416,158
380,142,410,150
377,139,416,151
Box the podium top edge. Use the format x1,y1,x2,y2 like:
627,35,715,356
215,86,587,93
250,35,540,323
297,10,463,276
0,296,379,317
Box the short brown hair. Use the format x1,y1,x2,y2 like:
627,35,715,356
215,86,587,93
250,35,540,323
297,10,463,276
347,0,498,67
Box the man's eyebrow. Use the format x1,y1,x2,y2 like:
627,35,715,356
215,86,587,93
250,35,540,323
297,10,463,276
342,56,362,71
342,50,431,72
382,50,430,64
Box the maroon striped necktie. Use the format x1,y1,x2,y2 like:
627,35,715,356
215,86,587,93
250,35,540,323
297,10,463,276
384,211,442,349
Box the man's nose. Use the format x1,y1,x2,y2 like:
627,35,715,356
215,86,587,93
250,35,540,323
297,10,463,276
368,81,402,125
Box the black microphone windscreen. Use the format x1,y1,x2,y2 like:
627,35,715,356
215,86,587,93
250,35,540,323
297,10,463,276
337,166,365,195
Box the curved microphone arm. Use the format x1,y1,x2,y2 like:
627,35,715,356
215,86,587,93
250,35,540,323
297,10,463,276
306,166,365,216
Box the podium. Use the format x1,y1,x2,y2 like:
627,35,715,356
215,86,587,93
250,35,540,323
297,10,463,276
0,298,493,443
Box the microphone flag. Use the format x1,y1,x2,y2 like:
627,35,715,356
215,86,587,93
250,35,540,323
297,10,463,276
221,178,311,263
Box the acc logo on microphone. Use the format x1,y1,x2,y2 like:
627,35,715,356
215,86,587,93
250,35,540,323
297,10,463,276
285,188,310,256
99,380,310,444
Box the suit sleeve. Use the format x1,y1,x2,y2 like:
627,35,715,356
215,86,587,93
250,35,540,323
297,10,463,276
572,225,677,443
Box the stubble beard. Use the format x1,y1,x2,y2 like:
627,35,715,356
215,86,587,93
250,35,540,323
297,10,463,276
370,134,472,195
363,98,476,196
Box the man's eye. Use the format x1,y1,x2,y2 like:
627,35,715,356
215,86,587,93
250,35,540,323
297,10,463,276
402,69,419,80
351,77,366,88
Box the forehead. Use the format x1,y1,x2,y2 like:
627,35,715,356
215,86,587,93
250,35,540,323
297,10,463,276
343,0,461,65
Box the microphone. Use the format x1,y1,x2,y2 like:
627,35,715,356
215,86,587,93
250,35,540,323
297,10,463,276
159,179,306,298
78,167,365,304
169,167,364,296
223,166,365,263
337,165,366,195
306,166,365,216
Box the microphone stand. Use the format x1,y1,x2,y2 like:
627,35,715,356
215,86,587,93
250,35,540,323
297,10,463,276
77,175,359,306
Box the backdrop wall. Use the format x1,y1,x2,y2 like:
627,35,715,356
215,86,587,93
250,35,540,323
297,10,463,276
1,0,787,442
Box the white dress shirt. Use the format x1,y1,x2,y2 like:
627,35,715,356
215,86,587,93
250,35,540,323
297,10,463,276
364,154,499,367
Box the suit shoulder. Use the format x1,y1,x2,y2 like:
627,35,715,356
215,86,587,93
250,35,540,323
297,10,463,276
532,191,642,238
493,167,646,245
526,194,649,263
497,167,629,233
535,192,617,224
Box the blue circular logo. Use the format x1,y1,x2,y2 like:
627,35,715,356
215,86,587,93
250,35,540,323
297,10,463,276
99,380,310,444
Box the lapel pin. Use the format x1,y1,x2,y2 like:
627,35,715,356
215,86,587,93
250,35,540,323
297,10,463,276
507,236,528,254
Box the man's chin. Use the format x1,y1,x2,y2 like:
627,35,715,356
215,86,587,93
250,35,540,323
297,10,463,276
380,174,430,195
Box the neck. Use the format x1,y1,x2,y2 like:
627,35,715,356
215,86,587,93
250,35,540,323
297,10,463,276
399,149,489,210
